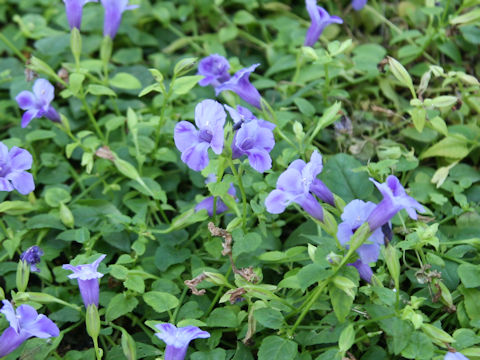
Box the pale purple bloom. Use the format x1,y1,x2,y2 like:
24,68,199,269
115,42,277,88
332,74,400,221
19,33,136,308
198,54,231,88
0,300,59,357
62,254,106,308
63,0,98,29
304,0,343,47
15,79,60,128
337,200,384,282
445,352,470,360
20,246,44,273
195,174,236,216
352,0,367,11
0,142,35,195
155,323,210,360
215,64,262,108
101,0,139,39
225,105,275,131
367,175,425,231
174,100,226,171
232,120,275,173
265,150,334,221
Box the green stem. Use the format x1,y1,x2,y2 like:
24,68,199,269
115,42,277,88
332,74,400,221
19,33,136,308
0,32,27,62
228,158,247,231
79,91,104,141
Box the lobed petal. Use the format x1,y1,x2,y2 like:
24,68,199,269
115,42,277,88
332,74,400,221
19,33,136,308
181,142,210,171
15,91,36,110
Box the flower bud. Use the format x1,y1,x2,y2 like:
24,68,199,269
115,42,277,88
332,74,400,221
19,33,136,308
16,260,30,292
86,304,101,340
121,329,137,360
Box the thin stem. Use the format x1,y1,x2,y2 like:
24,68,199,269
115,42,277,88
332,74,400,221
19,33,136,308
228,158,247,231
79,91,104,141
0,32,27,62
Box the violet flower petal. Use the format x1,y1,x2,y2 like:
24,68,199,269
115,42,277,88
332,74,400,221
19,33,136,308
216,64,262,108
367,175,425,231
63,254,106,307
304,0,343,47
181,142,210,171
101,0,138,39
352,0,367,11
350,260,373,282
444,352,470,360
174,121,199,152
155,323,210,360
197,54,231,87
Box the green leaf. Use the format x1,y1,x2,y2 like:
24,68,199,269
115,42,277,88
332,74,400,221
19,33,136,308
254,308,284,329
57,228,90,243
87,84,117,97
339,323,355,353
44,187,72,207
207,308,239,328
26,214,65,230
143,291,179,313
258,336,298,360
458,264,480,288
232,232,262,258
0,201,37,215
191,349,227,360
171,75,203,95
109,72,142,90
25,130,56,142
297,263,331,291
421,135,470,160
320,154,373,203
330,285,353,323
387,56,414,94
106,293,138,322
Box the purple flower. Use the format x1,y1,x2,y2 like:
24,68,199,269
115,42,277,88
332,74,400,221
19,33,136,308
63,0,98,29
232,120,275,173
154,323,210,360
0,300,59,357
198,54,231,88
304,0,343,47
195,174,236,216
337,200,384,282
174,99,226,171
0,142,35,195
62,254,106,308
101,0,138,39
445,352,470,360
265,150,334,221
367,175,425,232
20,246,44,273
15,79,60,128
225,105,275,131
352,0,367,11
215,64,262,109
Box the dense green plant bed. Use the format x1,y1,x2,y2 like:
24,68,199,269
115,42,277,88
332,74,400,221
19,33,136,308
0,0,479,359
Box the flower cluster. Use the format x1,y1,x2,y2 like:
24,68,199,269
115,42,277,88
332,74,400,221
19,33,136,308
0,300,59,357
62,0,138,37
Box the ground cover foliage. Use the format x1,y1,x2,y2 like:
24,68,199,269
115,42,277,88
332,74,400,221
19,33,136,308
0,0,480,359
